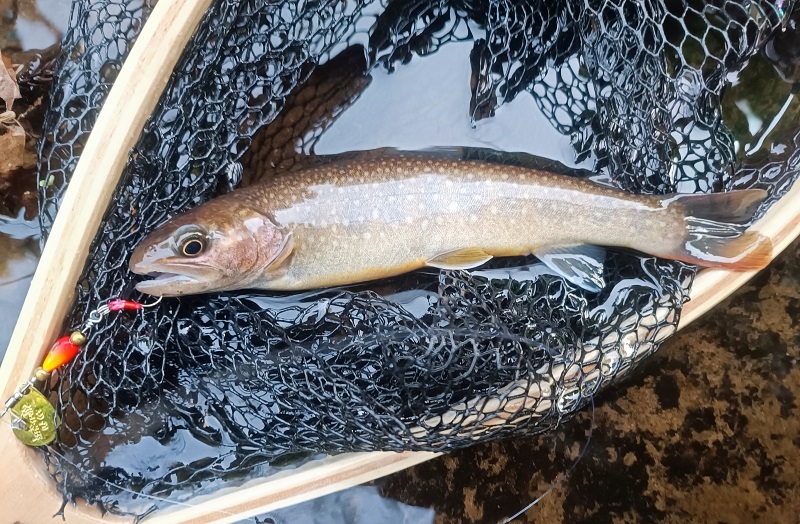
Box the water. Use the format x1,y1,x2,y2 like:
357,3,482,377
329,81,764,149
0,213,39,352
258,486,435,524
0,0,70,51
315,42,587,167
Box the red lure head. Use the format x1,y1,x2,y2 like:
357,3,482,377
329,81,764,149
41,336,82,372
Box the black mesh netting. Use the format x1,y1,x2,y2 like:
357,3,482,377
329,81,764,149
31,0,800,515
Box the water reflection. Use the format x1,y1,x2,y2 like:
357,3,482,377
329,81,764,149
0,212,39,356
253,486,434,524
316,41,588,169
0,0,70,51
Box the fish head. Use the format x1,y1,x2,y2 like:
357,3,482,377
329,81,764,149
129,198,291,296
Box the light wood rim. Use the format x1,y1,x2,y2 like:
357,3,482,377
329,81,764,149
0,0,797,519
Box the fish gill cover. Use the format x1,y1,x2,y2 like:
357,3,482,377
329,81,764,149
33,0,800,516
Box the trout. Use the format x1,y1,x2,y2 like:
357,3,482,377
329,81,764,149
129,152,772,296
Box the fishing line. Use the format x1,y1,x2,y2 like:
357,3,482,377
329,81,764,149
0,273,35,286
498,391,595,523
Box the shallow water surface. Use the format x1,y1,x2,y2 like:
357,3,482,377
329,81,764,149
0,213,38,353
315,41,586,167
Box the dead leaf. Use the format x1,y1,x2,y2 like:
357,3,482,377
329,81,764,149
0,49,21,111
0,118,26,176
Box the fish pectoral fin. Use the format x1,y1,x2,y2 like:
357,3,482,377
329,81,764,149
533,245,606,293
263,231,295,277
426,247,493,270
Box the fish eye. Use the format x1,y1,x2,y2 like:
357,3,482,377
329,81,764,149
179,236,205,257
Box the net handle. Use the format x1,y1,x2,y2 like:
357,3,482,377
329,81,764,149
0,0,213,522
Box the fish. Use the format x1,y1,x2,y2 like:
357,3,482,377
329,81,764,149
129,151,772,296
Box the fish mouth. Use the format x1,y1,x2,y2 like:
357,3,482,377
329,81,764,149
135,271,199,296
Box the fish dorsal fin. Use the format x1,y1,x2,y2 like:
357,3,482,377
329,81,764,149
220,162,243,193
533,245,606,292
426,247,493,270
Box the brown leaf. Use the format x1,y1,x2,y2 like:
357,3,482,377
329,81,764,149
0,119,26,176
0,49,21,111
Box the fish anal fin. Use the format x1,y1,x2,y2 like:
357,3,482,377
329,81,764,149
533,245,606,292
426,247,493,270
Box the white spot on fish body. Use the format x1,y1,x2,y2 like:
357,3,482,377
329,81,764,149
243,217,266,234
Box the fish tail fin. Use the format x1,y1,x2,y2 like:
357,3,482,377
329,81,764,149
674,230,772,270
663,189,772,270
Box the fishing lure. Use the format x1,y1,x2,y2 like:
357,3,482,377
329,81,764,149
0,297,160,446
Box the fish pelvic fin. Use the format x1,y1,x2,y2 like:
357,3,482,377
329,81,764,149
673,230,772,270
426,247,493,270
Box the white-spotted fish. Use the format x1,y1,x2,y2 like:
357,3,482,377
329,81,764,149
129,152,772,296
